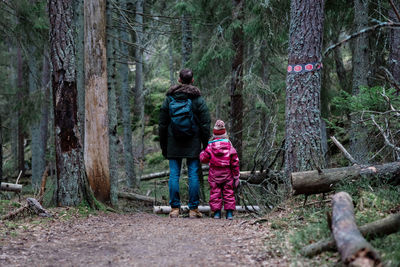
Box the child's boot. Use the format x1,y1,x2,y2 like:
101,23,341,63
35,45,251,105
226,210,233,220
213,210,221,219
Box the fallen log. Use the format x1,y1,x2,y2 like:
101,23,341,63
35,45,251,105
302,212,400,257
118,191,156,203
331,192,381,266
291,161,400,195
1,182,22,193
153,205,260,214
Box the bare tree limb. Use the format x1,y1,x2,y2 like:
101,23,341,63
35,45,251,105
324,21,400,57
371,115,400,153
330,136,358,165
390,0,400,22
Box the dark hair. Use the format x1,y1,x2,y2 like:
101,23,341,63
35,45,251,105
179,68,193,84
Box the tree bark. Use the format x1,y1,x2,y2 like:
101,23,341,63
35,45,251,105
331,192,381,266
74,0,85,144
284,0,325,179
350,0,370,164
302,212,400,257
389,0,400,94
49,0,94,207
135,0,145,184
107,0,118,206
291,161,400,195
119,0,136,188
230,0,244,161
84,0,110,202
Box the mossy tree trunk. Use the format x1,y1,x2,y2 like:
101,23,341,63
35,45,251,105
230,0,244,161
17,47,25,177
49,0,94,207
84,0,110,202
284,0,325,179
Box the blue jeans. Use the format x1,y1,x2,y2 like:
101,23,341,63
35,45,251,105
169,158,200,210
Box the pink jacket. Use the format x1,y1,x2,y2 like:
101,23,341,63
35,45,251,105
200,139,240,184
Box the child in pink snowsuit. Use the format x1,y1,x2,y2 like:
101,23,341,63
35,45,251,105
200,120,240,219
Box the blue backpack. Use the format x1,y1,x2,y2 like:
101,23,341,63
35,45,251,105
168,96,198,138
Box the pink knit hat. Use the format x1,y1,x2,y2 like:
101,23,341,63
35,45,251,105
213,120,226,135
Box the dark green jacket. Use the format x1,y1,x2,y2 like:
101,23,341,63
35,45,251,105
158,84,211,159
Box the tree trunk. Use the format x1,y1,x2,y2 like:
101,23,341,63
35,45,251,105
29,45,41,190
389,0,400,94
84,0,110,202
350,0,370,164
302,212,400,257
17,47,25,177
119,0,136,188
181,12,192,68
284,0,325,179
331,192,381,266
39,53,50,185
107,0,118,206
230,0,244,161
135,0,145,184
49,0,94,207
291,161,400,195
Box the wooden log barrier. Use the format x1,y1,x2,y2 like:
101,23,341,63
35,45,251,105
302,212,400,257
291,161,400,195
331,192,381,266
153,205,260,214
1,182,22,193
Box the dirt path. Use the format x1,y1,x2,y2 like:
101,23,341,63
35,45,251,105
0,212,288,266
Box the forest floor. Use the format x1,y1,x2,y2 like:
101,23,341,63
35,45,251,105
0,209,292,267
1,183,399,266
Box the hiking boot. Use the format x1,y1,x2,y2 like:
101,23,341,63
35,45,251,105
169,208,180,218
213,210,221,219
189,208,203,219
226,210,233,220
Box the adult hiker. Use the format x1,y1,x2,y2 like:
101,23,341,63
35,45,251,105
158,68,211,218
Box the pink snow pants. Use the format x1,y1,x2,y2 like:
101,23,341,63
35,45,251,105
209,179,235,211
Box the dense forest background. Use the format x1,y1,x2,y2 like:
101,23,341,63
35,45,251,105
0,0,399,207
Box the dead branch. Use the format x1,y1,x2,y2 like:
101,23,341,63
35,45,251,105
389,0,400,22
371,115,400,153
2,197,51,220
38,165,50,203
324,21,400,57
330,136,358,165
